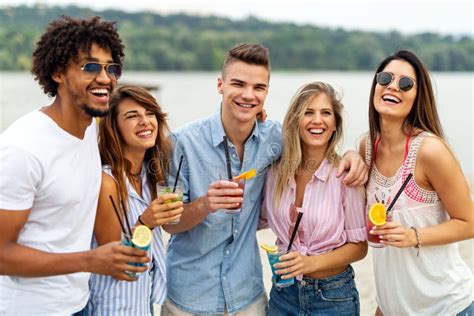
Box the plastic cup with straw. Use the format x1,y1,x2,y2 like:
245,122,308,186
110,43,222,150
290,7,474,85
109,196,152,277
367,173,413,247
222,136,246,214
260,209,303,288
157,155,184,224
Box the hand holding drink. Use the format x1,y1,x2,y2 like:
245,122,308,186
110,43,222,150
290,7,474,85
121,225,153,278
222,169,257,214
368,173,413,248
367,203,390,248
155,181,184,224
260,244,295,288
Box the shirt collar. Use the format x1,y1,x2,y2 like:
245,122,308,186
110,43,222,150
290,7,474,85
314,158,331,182
210,106,260,148
289,158,332,190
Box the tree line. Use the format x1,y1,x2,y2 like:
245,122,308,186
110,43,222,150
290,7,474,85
0,5,473,71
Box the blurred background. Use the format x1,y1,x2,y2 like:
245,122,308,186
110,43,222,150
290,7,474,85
0,1,472,315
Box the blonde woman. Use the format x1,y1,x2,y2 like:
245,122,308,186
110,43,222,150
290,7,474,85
261,82,367,315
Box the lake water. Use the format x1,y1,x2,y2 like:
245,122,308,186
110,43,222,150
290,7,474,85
1,71,472,178
0,71,473,315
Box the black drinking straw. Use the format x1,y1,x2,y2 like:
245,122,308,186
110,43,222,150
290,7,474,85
287,212,304,252
386,173,413,213
222,136,232,180
172,155,184,193
109,195,129,241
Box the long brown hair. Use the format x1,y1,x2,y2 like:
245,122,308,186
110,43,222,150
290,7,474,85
274,82,344,207
368,50,444,169
98,85,172,210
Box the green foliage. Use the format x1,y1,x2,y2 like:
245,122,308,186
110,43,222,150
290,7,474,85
0,5,472,71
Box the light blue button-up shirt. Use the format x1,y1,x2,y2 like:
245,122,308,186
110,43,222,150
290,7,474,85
166,109,281,314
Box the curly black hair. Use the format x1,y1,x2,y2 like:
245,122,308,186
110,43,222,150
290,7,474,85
32,15,125,97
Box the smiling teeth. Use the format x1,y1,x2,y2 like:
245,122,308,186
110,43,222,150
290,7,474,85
309,128,323,134
137,130,152,136
90,88,108,94
383,95,400,103
239,104,253,108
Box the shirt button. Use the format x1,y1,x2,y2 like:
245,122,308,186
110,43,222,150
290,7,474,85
225,250,230,255
234,230,238,234
223,276,227,280
301,280,307,286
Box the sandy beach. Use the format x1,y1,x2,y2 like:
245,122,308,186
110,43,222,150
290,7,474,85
156,229,473,315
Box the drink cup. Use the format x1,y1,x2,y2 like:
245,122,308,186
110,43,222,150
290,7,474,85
367,208,392,248
267,251,295,288
157,181,184,224
223,178,245,214
121,231,150,278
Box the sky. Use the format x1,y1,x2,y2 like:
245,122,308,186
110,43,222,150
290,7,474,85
2,0,473,36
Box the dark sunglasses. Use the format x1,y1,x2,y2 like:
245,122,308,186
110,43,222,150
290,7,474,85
376,71,416,92
80,62,122,79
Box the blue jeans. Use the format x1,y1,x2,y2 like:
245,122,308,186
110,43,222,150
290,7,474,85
457,301,474,316
268,265,359,316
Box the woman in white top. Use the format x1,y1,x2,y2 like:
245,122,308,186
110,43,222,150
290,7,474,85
85,85,183,315
360,50,473,315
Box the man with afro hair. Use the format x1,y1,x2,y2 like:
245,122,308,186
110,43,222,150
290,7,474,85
0,16,149,315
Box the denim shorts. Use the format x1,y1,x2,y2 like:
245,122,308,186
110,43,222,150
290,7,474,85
268,265,359,316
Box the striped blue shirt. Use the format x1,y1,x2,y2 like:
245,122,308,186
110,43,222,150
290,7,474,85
84,165,167,315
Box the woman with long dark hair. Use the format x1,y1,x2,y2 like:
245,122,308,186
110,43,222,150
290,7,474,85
361,50,473,315
85,85,183,315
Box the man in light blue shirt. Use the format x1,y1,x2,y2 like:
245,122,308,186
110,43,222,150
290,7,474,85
162,43,367,315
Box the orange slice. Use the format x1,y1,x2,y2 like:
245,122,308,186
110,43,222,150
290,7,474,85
233,169,257,181
368,203,386,226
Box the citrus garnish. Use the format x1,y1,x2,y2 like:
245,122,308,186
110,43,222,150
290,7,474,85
132,225,153,248
233,169,257,181
368,203,387,226
260,243,278,253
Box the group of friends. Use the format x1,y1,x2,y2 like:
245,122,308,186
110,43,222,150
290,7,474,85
0,16,472,316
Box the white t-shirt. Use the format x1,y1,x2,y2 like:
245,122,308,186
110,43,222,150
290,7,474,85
0,110,101,315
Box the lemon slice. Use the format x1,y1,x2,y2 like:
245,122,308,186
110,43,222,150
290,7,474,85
233,169,257,181
260,243,278,253
368,203,387,226
132,225,153,248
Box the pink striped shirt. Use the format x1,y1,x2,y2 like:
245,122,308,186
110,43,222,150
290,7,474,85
260,158,366,256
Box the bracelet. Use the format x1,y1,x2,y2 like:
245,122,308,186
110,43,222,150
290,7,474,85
138,215,154,230
410,226,421,257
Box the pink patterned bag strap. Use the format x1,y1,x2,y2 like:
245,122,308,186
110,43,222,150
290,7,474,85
364,133,373,165
401,132,427,178
400,132,439,203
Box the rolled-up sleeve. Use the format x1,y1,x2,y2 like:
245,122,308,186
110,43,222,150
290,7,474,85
343,185,367,242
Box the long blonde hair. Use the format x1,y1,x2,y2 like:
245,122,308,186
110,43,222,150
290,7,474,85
274,82,344,207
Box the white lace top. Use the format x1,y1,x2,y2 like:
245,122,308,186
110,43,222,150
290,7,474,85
365,132,473,315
